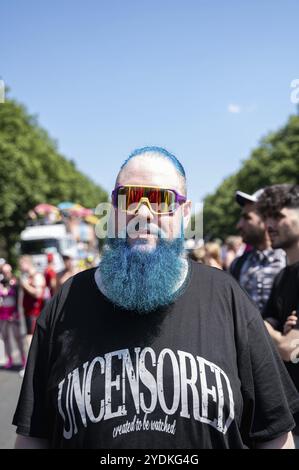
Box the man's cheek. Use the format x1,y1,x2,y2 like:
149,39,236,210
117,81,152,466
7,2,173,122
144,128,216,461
106,210,128,238
160,221,179,240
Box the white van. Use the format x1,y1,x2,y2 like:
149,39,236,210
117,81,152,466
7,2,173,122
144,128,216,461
20,223,78,273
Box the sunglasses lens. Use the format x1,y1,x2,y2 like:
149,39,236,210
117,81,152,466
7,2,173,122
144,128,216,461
147,188,176,213
116,187,177,213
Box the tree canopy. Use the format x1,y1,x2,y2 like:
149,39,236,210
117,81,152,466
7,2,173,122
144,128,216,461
203,114,299,240
0,95,108,261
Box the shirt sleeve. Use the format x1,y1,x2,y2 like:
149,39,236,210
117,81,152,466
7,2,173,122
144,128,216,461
262,272,282,329
232,285,299,446
12,298,54,438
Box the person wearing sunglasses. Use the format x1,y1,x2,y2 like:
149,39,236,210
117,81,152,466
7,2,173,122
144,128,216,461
14,147,299,449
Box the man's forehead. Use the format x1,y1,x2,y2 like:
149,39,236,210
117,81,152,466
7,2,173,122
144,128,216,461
241,202,255,214
117,156,181,190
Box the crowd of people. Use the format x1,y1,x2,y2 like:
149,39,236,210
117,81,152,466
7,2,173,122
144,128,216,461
0,252,98,375
189,183,299,445
189,236,245,271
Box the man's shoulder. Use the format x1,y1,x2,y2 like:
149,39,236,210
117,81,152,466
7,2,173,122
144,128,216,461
189,260,255,312
289,260,299,274
190,259,237,287
38,268,98,328
272,264,290,286
229,250,252,278
59,267,97,293
274,261,299,285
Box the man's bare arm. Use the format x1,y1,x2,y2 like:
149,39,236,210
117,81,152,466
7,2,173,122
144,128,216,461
264,320,299,362
264,320,283,343
15,435,49,449
278,329,299,362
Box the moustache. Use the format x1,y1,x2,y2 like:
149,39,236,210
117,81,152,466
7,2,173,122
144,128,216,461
117,223,168,239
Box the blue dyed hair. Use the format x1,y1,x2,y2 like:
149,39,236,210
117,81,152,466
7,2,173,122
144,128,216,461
120,146,186,178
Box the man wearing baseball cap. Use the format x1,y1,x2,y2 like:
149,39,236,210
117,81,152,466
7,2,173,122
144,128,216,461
231,188,285,313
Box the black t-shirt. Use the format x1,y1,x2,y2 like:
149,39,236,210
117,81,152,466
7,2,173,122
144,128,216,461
263,261,299,399
13,261,299,449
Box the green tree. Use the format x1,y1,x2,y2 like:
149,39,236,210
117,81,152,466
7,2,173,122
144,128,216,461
203,115,299,240
0,96,108,263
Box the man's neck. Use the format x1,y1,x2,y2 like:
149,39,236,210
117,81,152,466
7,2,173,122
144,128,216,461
285,242,299,265
255,239,272,252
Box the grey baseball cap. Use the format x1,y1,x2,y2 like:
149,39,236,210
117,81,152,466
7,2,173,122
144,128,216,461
235,188,264,207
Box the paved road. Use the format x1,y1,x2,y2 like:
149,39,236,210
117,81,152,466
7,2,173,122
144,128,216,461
0,367,23,449
0,337,24,449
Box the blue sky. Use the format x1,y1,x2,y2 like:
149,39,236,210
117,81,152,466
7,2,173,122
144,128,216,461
1,0,298,206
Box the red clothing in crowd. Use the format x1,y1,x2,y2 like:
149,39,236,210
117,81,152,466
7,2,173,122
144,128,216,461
44,267,56,297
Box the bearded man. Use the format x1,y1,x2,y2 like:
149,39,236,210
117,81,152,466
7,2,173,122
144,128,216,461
13,147,299,449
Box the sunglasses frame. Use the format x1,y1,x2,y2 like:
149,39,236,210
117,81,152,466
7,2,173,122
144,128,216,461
111,184,187,215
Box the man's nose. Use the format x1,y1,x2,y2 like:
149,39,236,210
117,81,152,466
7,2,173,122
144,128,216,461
135,201,154,220
266,218,274,231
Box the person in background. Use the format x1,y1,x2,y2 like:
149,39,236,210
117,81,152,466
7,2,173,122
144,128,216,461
230,188,286,313
203,242,223,270
44,253,57,297
257,184,299,448
19,256,46,337
0,264,26,369
190,242,223,269
0,258,6,281
57,254,78,288
222,235,245,271
189,245,206,263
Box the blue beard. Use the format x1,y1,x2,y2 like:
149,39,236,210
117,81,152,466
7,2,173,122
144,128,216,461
99,236,186,314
